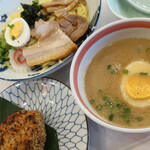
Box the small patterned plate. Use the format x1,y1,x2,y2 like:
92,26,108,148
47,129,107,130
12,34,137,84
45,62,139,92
0,78,88,150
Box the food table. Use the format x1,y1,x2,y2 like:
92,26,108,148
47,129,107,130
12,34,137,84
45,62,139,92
0,0,150,149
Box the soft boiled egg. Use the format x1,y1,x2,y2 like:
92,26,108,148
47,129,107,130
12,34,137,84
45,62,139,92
121,60,150,107
4,18,30,47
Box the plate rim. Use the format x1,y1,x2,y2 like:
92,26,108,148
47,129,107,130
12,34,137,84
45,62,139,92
127,0,150,14
0,77,89,149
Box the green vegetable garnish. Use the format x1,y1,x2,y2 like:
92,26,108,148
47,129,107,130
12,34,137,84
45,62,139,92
107,64,118,74
116,103,122,108
107,64,112,70
21,1,50,28
102,96,110,101
121,108,131,118
96,104,103,110
114,97,120,103
90,99,95,104
11,36,16,40
122,69,128,74
8,24,14,28
140,72,148,76
97,89,103,94
136,116,144,122
125,120,130,124
33,0,39,3
146,48,150,52
0,30,14,62
93,91,143,125
109,114,114,121
123,108,131,114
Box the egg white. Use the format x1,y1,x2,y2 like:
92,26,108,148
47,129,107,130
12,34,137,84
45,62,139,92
121,60,150,107
5,18,30,47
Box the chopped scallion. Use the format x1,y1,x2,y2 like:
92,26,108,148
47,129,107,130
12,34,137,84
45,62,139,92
122,69,128,74
11,36,16,40
116,103,122,108
114,97,120,103
109,114,114,121
8,24,14,28
89,99,95,104
121,108,131,118
102,96,110,101
140,72,148,76
125,120,130,124
146,48,150,52
107,64,112,70
98,89,103,94
107,64,117,74
96,104,103,110
136,116,144,122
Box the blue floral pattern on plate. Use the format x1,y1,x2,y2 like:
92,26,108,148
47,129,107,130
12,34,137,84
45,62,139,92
0,14,7,22
0,78,88,149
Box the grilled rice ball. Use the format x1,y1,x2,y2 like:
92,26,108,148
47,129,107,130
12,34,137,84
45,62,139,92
0,110,46,150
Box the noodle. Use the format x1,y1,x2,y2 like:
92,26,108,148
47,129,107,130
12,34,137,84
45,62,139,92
68,3,88,21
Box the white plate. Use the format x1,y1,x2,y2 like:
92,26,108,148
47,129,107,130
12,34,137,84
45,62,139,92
0,0,101,81
127,0,150,14
0,78,88,149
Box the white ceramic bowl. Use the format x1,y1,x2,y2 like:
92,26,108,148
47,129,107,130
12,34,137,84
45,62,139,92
70,18,150,133
0,0,101,81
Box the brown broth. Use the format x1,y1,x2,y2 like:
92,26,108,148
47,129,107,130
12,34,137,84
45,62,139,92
85,38,150,128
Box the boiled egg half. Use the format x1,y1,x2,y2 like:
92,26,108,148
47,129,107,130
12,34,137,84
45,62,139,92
5,18,30,47
121,60,150,107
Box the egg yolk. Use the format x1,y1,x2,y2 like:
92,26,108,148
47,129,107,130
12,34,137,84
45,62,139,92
126,73,150,100
10,21,23,39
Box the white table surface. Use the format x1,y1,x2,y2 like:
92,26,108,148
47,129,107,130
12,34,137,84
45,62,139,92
0,0,150,150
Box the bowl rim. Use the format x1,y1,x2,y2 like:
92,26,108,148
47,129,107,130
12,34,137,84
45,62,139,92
126,0,150,14
70,18,150,133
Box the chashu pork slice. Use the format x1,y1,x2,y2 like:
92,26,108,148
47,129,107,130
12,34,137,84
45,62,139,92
59,14,89,42
53,0,78,17
42,0,74,7
23,28,77,66
31,19,60,39
0,110,46,150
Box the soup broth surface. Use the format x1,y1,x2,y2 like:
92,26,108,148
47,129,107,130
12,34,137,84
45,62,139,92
85,38,150,128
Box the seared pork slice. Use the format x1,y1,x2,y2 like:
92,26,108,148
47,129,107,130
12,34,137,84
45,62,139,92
45,5,65,13
31,19,60,39
23,28,77,66
59,17,75,36
42,0,74,7
59,14,89,42
0,110,46,150
42,0,79,16
54,0,79,17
